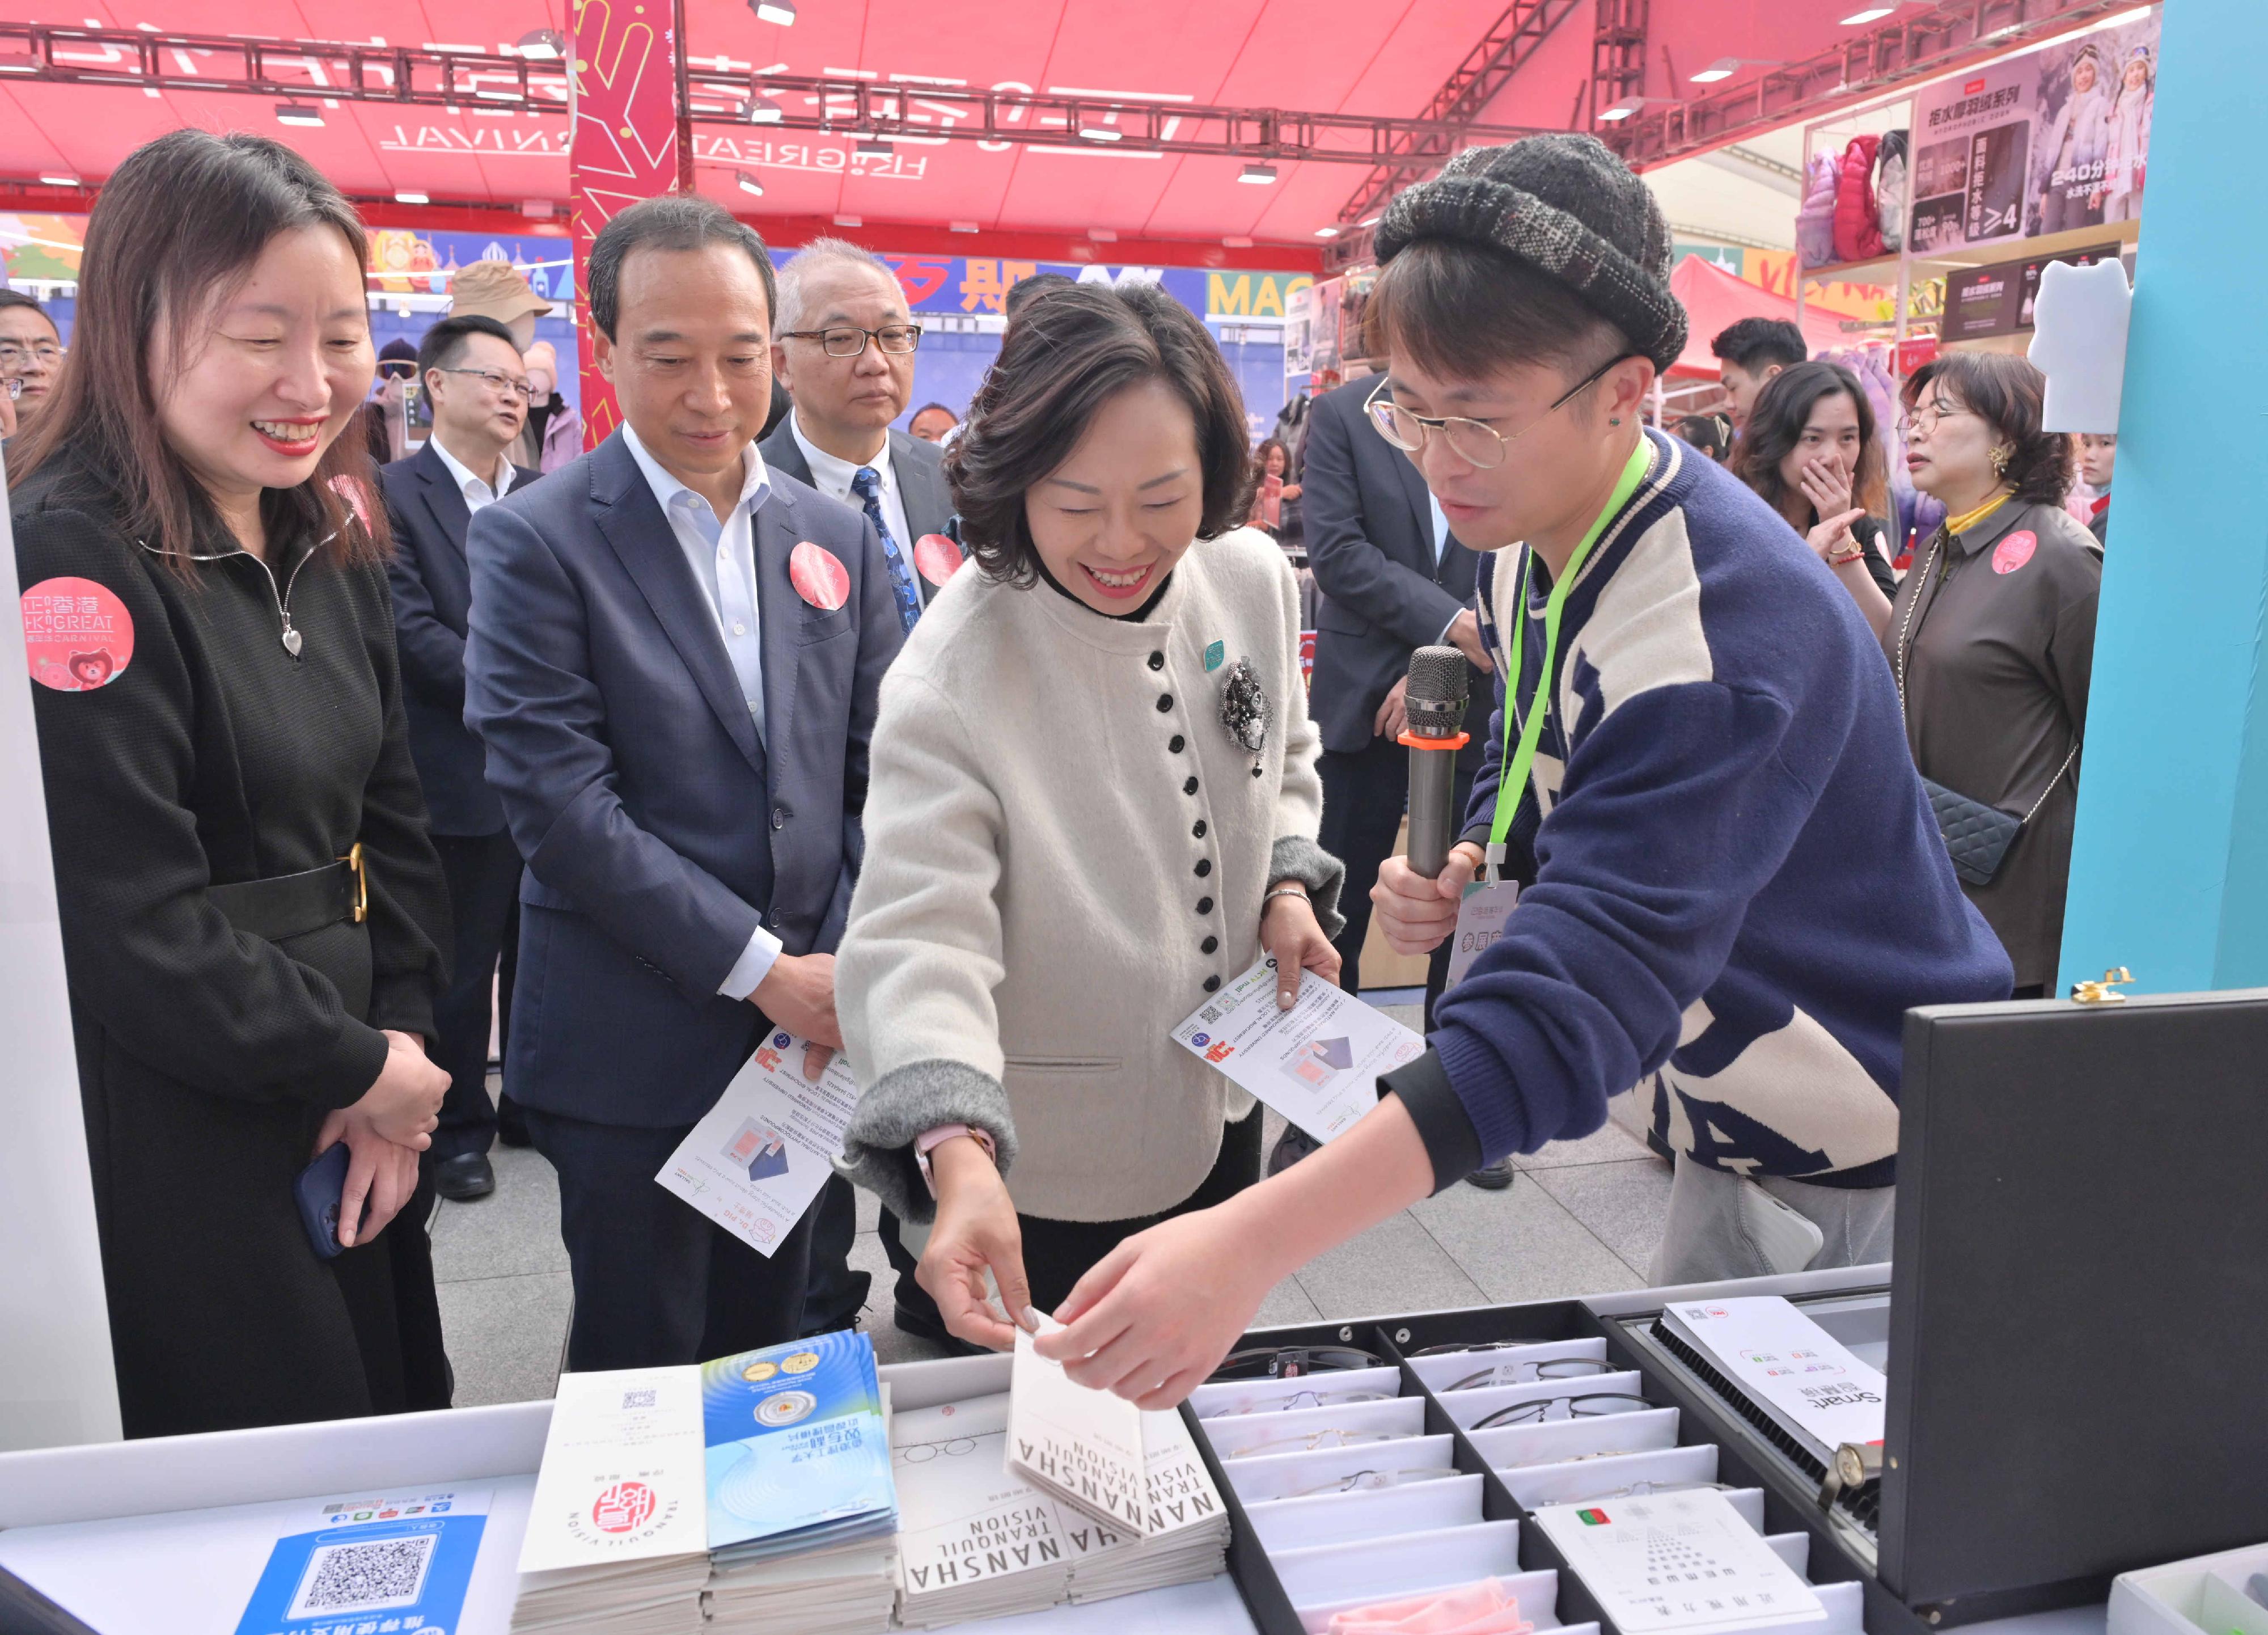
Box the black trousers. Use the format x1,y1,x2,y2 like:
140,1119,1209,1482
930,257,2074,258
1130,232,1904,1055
1318,736,1474,1022
525,1107,818,1370
799,1172,873,1336
429,830,521,1163
882,1108,1263,1333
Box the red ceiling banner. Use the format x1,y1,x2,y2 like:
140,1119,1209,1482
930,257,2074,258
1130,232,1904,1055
570,0,684,446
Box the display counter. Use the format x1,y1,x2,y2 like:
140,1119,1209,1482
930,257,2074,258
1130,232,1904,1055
0,1266,2098,1635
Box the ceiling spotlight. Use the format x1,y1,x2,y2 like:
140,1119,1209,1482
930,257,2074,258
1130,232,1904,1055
0,51,41,73
395,189,430,204
1079,125,1122,142
514,27,565,58
854,136,890,158
274,102,325,127
737,171,764,196
1840,2,1922,22
745,94,784,124
833,213,861,227
1360,214,1381,227
1691,56,1782,83
1238,163,1277,185
39,172,79,187
1222,235,1254,247
1314,226,1339,238
750,0,796,23
1599,95,1679,121
949,220,980,233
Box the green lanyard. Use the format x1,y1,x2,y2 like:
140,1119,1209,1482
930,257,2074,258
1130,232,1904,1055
1485,439,1655,877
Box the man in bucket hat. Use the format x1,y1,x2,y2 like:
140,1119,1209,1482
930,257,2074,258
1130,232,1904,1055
1031,137,2012,1403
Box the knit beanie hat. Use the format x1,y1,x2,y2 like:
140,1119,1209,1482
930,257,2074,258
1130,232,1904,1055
1373,134,1688,373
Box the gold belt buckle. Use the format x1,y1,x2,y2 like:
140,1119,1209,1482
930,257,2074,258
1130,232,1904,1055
341,842,369,924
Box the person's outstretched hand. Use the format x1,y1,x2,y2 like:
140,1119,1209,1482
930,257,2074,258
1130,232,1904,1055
1035,1202,1272,1409
917,1134,1038,1351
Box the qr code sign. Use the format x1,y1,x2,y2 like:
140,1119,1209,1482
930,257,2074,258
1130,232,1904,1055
288,1533,435,1617
1199,1005,1222,1024
622,1388,657,1409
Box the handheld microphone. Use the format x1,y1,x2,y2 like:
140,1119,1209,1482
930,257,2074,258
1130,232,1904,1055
1399,644,1471,880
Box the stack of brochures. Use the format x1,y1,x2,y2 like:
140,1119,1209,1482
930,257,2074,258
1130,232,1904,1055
509,1556,712,1635
1063,1406,1232,1602
1658,1295,1886,1467
893,1393,1077,1626
892,1388,1230,1627
513,1333,897,1635
699,1332,899,1632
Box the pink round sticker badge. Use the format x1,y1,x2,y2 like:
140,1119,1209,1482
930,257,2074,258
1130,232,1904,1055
788,542,850,611
913,532,964,588
22,576,134,692
1992,530,2037,575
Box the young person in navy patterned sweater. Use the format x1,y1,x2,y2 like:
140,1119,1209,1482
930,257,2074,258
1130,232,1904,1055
1031,134,2012,1409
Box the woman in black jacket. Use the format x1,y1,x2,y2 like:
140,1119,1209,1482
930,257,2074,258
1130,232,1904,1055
10,130,454,1438
1733,358,1899,637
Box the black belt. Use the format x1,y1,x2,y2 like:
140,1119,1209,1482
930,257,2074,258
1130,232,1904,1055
208,844,368,943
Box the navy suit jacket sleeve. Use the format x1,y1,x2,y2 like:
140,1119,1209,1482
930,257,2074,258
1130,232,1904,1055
1303,387,1464,648
463,500,762,993
380,481,468,709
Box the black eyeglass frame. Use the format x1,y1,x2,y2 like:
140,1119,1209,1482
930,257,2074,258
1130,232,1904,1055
1209,1345,1390,1382
777,323,925,358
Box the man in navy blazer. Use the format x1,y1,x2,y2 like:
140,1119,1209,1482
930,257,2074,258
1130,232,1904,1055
464,197,907,1369
382,312,544,1202
1297,373,1501,1188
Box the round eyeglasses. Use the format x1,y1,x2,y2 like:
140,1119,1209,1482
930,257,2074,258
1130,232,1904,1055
778,323,923,358
1365,353,1636,470
1472,1392,1656,1432
896,1436,979,1463
1225,1427,1396,1460
1283,1465,1462,1499
1199,1387,1395,1419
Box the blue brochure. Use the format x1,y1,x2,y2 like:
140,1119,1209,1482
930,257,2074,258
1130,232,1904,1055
233,1489,488,1635
699,1329,897,1558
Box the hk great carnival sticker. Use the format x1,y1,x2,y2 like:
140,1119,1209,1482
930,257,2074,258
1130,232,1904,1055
20,576,134,691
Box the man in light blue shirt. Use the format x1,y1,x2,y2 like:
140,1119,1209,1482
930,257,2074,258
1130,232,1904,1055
464,197,907,1370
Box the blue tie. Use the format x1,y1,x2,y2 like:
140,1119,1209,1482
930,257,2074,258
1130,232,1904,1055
852,466,922,633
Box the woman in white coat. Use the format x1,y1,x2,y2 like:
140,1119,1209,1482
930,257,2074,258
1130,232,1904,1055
836,284,1344,1351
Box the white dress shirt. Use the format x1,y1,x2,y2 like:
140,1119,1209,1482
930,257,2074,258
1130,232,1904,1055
792,412,913,551
429,435,517,514
1427,492,1466,646
620,424,782,1002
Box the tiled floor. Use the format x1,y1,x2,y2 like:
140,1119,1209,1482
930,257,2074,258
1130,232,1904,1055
431,1004,1673,1406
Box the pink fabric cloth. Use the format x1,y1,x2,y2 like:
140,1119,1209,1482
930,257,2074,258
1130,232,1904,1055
1327,1578,1534,1635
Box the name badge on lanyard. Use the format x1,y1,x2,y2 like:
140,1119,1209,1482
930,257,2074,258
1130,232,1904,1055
1447,880,1521,988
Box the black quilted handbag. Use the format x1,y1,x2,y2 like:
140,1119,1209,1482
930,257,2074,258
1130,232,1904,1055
1921,779,2024,886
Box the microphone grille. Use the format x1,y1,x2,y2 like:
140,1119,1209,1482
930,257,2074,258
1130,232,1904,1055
1404,645,1470,737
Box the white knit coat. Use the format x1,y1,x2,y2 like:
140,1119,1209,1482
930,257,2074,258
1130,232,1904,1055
837,526,1343,1223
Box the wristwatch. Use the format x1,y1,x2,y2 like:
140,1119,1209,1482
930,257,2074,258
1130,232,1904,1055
914,1123,998,1196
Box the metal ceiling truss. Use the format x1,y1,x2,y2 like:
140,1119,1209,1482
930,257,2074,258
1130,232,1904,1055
1590,0,1649,129
1603,0,2146,168
0,25,1550,175
1329,0,1584,232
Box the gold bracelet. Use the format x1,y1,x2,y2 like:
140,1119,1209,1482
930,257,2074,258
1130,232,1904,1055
1827,544,1867,567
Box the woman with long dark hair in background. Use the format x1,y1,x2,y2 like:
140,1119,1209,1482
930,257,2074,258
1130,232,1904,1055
1733,358,1898,636
10,129,454,1437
